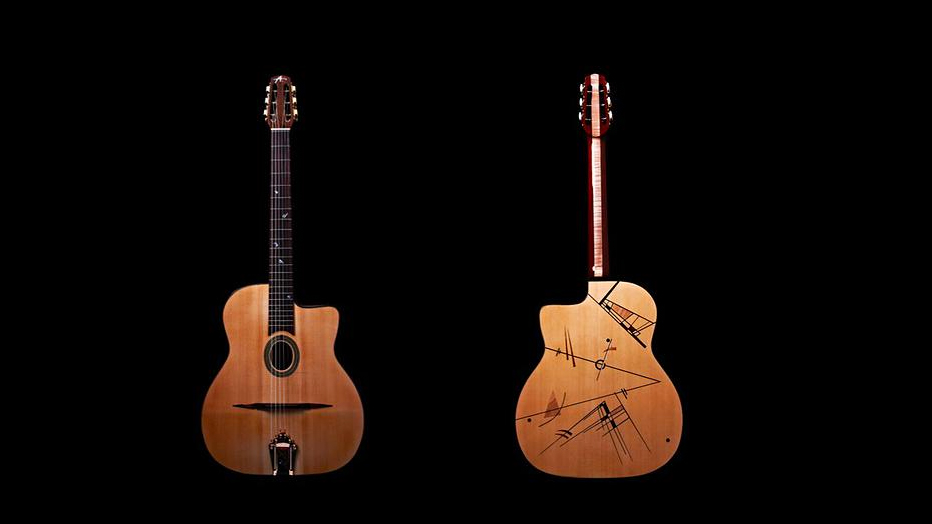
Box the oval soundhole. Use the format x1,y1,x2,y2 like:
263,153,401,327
264,335,300,377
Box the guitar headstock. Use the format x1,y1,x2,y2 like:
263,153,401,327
579,74,612,137
263,75,297,129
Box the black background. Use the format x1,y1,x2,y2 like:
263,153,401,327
12,9,915,509
82,43,804,506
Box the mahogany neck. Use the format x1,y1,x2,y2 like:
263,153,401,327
269,129,294,335
587,135,608,279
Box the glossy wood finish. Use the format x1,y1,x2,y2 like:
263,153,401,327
202,284,363,474
516,281,682,478
264,75,297,129
582,73,611,278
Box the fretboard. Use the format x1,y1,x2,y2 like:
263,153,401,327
269,129,294,334
588,74,608,278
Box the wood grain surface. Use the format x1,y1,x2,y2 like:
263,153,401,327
202,284,363,474
516,281,682,477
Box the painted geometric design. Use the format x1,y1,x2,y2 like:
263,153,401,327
544,391,562,419
540,394,650,465
592,282,656,348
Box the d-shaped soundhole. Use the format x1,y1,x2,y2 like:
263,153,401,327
264,335,300,377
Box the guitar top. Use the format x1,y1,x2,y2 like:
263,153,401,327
201,75,364,475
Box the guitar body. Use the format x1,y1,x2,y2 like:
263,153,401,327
202,284,364,474
515,74,682,477
516,281,681,477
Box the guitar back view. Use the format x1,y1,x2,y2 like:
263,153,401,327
515,74,682,477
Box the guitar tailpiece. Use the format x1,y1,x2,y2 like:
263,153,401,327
269,431,298,476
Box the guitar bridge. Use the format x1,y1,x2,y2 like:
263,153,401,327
269,431,298,476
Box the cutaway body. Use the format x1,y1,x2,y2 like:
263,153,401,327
516,281,681,478
202,284,363,474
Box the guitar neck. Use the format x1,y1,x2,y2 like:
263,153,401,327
269,128,294,334
586,71,609,278
588,135,608,279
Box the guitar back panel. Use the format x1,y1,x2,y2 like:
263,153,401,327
516,281,682,477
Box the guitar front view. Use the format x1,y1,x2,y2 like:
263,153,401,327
202,75,364,475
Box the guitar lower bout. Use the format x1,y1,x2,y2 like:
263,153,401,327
202,284,364,475
515,281,682,478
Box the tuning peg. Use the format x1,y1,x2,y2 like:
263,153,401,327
291,86,296,93
607,97,612,108
578,112,582,121
608,110,613,121
294,109,298,118
266,86,270,93
579,83,584,93
292,96,297,104
579,98,583,107
263,109,268,116
606,83,611,94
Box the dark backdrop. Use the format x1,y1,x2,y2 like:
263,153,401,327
114,47,781,506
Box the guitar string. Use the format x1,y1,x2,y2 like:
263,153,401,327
275,127,289,438
283,127,289,443
278,126,288,442
275,126,280,439
271,124,276,444
277,125,281,442
273,125,281,442
276,126,283,440
279,127,285,440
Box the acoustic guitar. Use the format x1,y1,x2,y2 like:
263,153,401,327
515,74,682,477
202,75,364,475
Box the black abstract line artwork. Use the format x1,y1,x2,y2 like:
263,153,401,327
516,382,659,421
539,395,650,464
553,328,577,367
587,281,656,348
595,338,616,381
542,345,660,387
